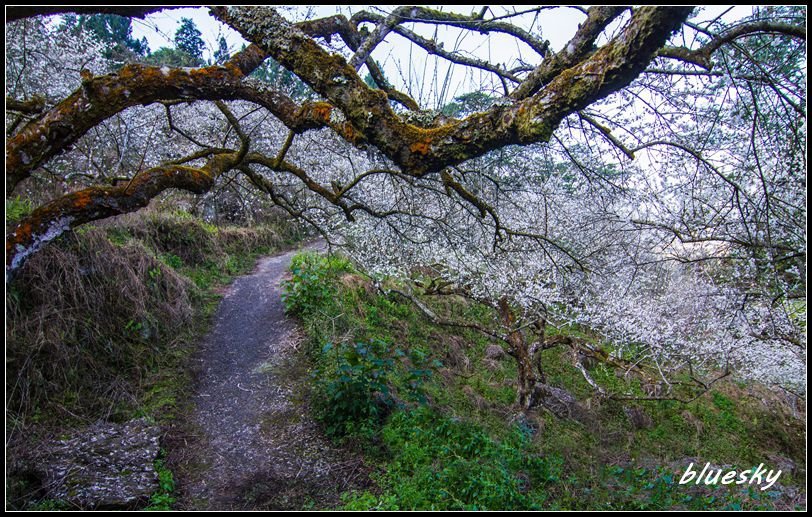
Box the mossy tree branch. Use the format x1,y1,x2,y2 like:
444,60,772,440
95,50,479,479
6,150,244,274
5,44,268,192
211,6,692,176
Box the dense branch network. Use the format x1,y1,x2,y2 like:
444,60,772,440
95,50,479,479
6,5,697,267
4,5,806,392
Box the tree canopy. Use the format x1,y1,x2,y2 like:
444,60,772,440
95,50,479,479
60,13,149,61
5,6,806,398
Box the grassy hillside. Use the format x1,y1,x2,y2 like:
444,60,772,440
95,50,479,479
282,252,806,511
6,209,304,509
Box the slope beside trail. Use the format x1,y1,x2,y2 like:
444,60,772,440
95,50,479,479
172,244,368,510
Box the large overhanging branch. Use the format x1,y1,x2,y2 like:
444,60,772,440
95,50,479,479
5,44,267,192
6,9,425,193
211,6,692,176
4,52,361,194
6,151,242,275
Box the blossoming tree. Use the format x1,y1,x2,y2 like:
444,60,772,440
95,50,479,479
6,6,806,402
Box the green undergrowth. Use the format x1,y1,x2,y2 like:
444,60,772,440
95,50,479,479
5,195,35,226
6,209,304,510
283,252,807,511
145,450,176,511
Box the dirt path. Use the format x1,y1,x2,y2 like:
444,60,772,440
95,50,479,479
173,245,368,510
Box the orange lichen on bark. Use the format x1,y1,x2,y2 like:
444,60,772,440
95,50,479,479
72,190,94,209
401,122,458,164
308,102,333,123
410,137,432,156
339,122,365,145
12,221,33,242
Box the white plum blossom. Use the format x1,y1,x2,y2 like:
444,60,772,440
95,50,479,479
6,17,108,103
5,7,805,392
326,136,806,392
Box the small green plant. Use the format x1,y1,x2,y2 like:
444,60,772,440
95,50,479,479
6,195,34,224
160,253,184,269
282,252,348,318
402,350,438,404
146,453,176,511
170,209,194,220
107,227,133,246
200,221,219,235
224,255,242,274
124,318,144,338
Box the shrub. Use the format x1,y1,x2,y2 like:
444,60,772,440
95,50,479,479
314,340,397,438
312,340,437,440
281,252,351,319
146,453,176,511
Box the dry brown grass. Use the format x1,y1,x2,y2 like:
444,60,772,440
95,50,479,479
6,210,294,431
119,214,222,266
6,228,195,427
218,226,283,256
108,211,289,264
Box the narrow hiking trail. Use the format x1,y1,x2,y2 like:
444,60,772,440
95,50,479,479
172,245,368,510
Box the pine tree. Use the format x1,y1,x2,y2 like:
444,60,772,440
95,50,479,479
213,35,229,65
174,17,205,66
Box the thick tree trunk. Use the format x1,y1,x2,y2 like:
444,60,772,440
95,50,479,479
513,338,538,410
499,297,538,409
533,318,548,385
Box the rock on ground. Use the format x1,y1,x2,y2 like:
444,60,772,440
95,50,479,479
484,344,506,360
531,383,592,423
623,406,654,430
20,418,161,509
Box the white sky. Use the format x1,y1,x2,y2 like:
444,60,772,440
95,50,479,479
131,6,584,56
130,5,757,108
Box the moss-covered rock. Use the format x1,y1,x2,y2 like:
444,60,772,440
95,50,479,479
13,419,161,509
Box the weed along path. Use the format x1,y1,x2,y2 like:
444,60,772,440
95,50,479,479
172,245,367,510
